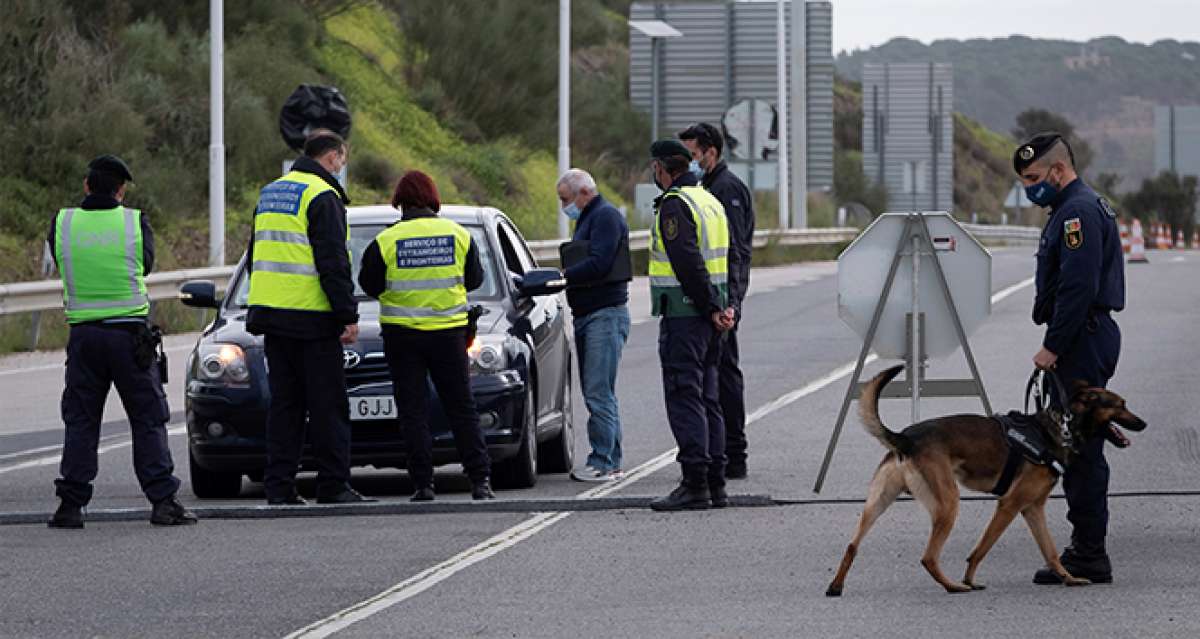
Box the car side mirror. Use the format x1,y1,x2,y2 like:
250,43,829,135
515,268,567,298
180,280,220,309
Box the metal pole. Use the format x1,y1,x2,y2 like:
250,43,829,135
650,38,660,142
910,221,921,424
775,0,789,230
208,0,225,266
557,0,570,239
790,0,807,227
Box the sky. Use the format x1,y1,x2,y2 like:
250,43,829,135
831,0,1200,54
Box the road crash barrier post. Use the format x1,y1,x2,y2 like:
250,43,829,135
1128,219,1148,263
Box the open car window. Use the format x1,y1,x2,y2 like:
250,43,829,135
231,222,500,307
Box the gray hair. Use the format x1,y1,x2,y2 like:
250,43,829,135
556,168,596,196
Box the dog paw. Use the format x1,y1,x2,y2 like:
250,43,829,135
825,585,843,597
963,581,987,591
945,582,974,593
1064,576,1091,587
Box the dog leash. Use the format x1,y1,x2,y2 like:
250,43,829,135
1024,368,1075,454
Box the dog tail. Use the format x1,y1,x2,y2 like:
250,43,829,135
858,365,912,455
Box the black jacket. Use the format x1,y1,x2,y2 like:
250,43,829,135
358,207,485,336
47,194,155,275
702,161,754,313
246,156,359,340
563,194,629,316
654,173,723,315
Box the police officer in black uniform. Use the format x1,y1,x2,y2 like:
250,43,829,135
47,155,197,528
679,122,755,479
1014,133,1126,584
646,140,736,512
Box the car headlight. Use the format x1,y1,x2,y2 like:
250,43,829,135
468,335,508,373
197,343,251,384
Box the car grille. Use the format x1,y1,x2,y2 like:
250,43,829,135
345,353,392,390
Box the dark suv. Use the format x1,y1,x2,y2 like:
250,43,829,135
179,205,574,497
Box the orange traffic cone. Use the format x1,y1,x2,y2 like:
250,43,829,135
1128,219,1148,263
1193,228,1199,249
1177,230,1185,249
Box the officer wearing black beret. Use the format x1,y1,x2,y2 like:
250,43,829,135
646,140,736,511
1014,132,1125,584
46,155,197,528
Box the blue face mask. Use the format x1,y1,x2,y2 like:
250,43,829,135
1024,170,1060,206
689,160,704,179
562,202,582,221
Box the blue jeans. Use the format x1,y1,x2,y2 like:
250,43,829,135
573,305,630,472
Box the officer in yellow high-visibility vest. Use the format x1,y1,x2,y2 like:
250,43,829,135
358,170,494,501
46,155,197,529
645,140,736,512
246,131,371,506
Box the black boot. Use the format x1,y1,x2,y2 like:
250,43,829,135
266,489,307,506
48,501,84,529
650,482,710,512
471,479,495,500
725,461,748,480
710,485,730,508
1033,543,1113,584
316,485,376,504
411,486,436,502
150,496,199,526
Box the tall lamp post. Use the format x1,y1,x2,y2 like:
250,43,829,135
209,0,225,266
557,0,571,239
629,20,683,143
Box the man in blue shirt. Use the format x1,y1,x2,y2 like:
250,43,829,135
1014,132,1126,585
556,169,632,482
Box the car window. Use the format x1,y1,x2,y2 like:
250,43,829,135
495,221,532,276
231,222,499,307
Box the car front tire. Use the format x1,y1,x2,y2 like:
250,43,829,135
494,385,538,489
189,449,244,499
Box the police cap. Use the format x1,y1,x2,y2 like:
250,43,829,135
1012,132,1074,175
650,139,691,161
87,154,134,183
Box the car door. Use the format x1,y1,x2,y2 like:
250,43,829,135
495,220,564,429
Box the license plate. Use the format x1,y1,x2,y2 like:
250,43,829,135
350,396,397,421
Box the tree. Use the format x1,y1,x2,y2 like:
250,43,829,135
1012,108,1094,175
1094,172,1122,198
1122,171,1196,240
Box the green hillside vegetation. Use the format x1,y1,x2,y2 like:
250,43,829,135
836,36,1200,187
0,0,644,287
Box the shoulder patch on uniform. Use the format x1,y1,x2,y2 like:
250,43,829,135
731,198,742,208
1098,197,1117,219
664,216,679,241
1064,217,1083,250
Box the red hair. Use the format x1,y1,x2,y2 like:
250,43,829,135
391,170,441,212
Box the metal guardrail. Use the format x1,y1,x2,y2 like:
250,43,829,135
0,225,1041,317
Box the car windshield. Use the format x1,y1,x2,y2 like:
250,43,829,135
231,222,499,307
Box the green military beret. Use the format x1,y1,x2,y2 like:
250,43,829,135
650,139,691,161
87,154,134,183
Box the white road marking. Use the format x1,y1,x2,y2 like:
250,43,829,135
0,344,194,378
0,425,185,475
286,277,1038,637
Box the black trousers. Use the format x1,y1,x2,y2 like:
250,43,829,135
659,316,726,488
720,324,747,466
262,334,351,498
383,328,490,487
56,323,179,506
1053,313,1121,551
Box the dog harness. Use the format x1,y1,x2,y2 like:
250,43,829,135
989,411,1064,496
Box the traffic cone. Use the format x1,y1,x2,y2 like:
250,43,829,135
1193,228,1199,249
1128,219,1148,263
1160,225,1171,249
1177,229,1185,249
1119,220,1130,255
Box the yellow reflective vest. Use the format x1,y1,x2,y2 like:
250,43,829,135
374,216,471,330
54,206,150,324
247,171,348,312
649,186,729,317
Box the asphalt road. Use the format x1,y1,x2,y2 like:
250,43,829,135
2,248,1198,638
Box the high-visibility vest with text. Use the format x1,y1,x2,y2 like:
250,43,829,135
375,217,471,330
54,206,150,323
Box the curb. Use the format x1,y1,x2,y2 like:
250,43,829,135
0,493,777,526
